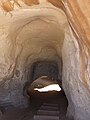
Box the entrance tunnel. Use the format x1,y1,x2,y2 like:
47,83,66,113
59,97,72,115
0,0,90,120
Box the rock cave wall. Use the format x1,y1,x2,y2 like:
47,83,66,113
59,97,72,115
0,0,90,120
0,6,66,107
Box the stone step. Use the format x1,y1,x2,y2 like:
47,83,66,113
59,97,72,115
40,106,59,110
0,101,13,108
33,115,59,120
43,103,58,107
42,104,58,107
37,109,59,116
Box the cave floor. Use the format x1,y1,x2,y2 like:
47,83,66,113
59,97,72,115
0,92,68,120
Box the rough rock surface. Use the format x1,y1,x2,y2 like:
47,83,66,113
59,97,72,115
0,110,2,116
0,0,90,120
47,1,90,120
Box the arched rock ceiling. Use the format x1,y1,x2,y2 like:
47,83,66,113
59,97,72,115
0,1,90,118
15,18,64,69
0,0,89,91
0,1,67,80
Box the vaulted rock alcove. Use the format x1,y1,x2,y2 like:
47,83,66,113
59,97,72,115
0,0,90,120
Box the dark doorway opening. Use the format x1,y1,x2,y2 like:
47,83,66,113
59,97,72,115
31,61,59,81
24,60,68,119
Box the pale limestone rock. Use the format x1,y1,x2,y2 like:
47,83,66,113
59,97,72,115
48,1,90,120
0,0,90,120
0,3,66,107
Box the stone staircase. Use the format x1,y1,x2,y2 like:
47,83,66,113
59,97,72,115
33,103,60,120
